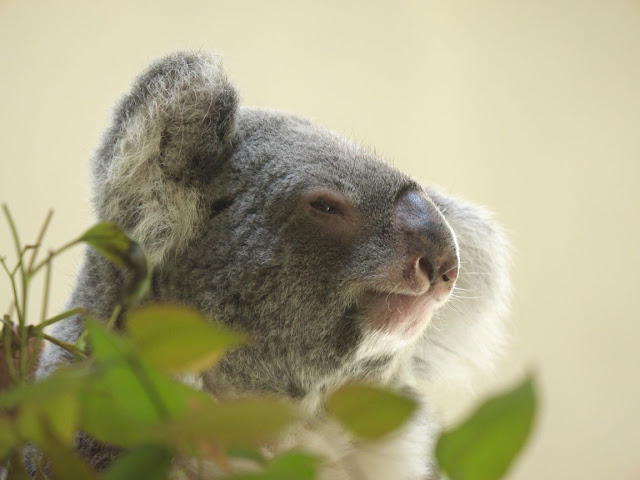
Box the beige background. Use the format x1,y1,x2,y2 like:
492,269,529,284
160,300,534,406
1,0,639,478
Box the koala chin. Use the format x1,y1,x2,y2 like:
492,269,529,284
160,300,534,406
35,52,511,479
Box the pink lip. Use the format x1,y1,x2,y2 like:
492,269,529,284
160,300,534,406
363,291,437,336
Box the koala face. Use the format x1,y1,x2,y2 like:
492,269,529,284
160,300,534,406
84,52,506,400
147,109,459,396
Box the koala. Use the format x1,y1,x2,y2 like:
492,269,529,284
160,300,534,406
35,52,510,479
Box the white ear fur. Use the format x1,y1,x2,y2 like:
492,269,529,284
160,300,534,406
93,52,238,265
413,187,512,391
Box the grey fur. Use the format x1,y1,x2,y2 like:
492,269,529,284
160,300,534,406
35,52,510,479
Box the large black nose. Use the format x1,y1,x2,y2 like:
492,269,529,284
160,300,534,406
395,190,459,290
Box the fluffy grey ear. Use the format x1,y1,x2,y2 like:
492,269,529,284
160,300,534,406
92,52,239,264
413,186,511,389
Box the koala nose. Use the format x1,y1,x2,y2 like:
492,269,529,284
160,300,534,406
418,257,458,285
396,190,459,291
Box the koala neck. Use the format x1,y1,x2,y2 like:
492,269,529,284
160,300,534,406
200,338,416,404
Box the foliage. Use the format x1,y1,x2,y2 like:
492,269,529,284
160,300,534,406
435,376,537,480
0,205,537,479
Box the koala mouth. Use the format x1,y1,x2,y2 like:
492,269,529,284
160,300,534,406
362,290,443,337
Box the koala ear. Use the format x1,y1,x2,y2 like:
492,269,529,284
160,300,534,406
92,52,239,264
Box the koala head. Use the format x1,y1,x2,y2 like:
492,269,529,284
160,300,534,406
91,52,505,399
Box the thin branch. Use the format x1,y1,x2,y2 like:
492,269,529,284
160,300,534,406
30,237,82,276
2,321,18,384
0,257,23,324
10,246,28,276
27,209,54,273
2,204,24,278
37,307,85,331
1,314,13,329
24,327,42,380
2,204,28,327
40,332,87,360
40,252,53,324
2,206,30,381
106,304,122,330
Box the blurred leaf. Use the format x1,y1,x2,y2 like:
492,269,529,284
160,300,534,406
16,390,78,445
265,451,320,480
0,368,87,409
48,391,79,444
75,329,88,352
435,375,538,480
38,422,99,480
1,368,83,447
326,384,417,439
159,397,295,451
127,304,246,374
80,222,151,305
5,449,31,480
227,446,266,465
15,403,42,445
225,451,319,480
80,320,192,446
103,445,173,480
83,321,292,462
0,415,18,458
80,222,136,269
224,451,320,480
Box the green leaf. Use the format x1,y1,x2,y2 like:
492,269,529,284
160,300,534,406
326,384,418,439
103,445,173,480
16,390,79,445
126,304,246,374
38,423,99,480
435,375,538,480
80,222,151,305
80,222,135,269
224,451,320,480
0,368,87,409
265,451,320,480
227,446,266,465
80,320,192,446
0,415,18,458
4,449,31,480
158,397,295,450
0,368,85,448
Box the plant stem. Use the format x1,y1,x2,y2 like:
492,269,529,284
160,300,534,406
27,209,54,274
2,205,24,281
0,315,13,330
3,205,30,382
2,205,27,319
37,307,85,331
19,296,28,383
106,304,122,330
2,322,18,384
40,332,87,360
0,257,23,325
30,237,81,277
40,252,53,324
10,247,28,276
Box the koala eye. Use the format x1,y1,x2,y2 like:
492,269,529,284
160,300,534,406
310,199,339,215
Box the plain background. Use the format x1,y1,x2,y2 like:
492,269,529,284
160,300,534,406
1,0,639,478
